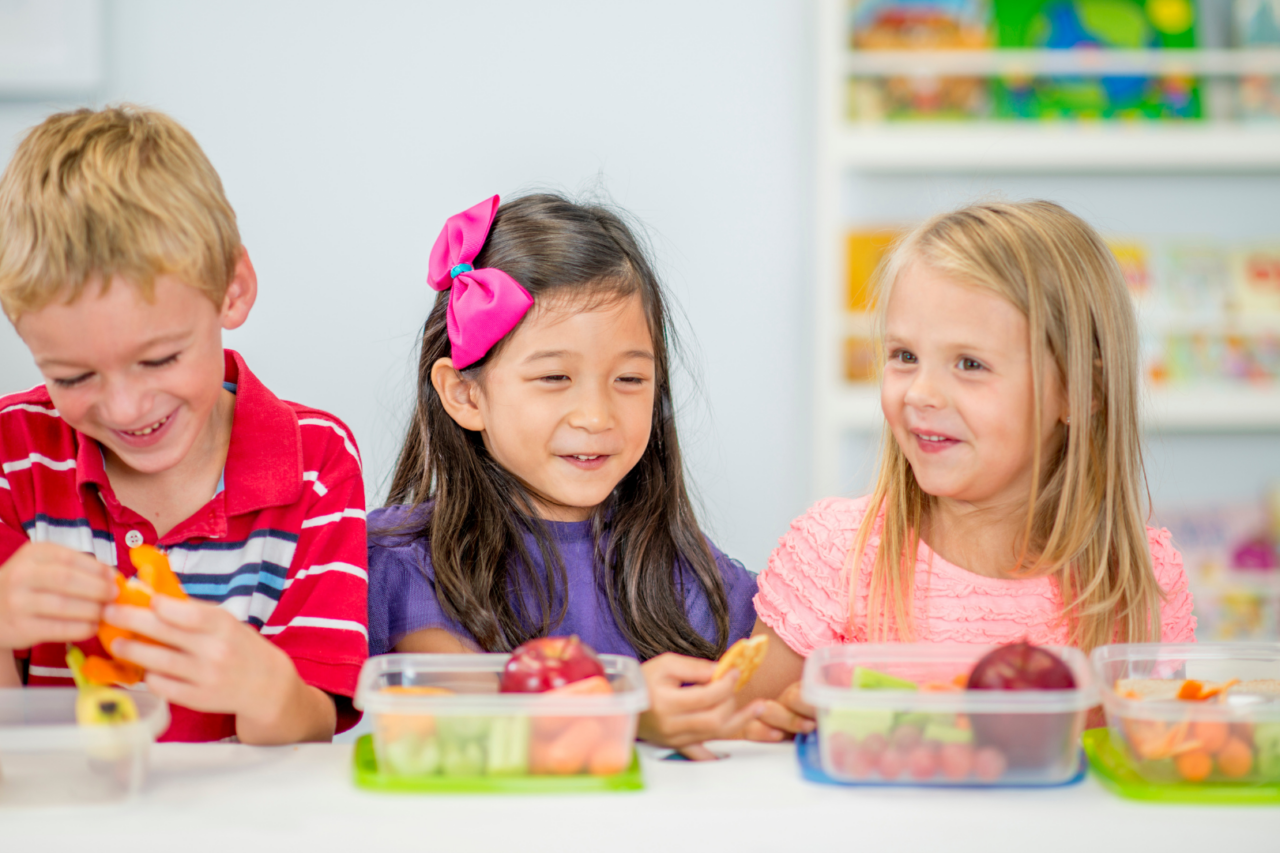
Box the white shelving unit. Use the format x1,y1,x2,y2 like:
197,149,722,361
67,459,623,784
813,0,1280,499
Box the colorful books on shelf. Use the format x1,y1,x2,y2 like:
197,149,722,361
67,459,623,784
843,0,1261,122
847,0,992,120
1237,0,1280,120
992,0,1202,120
1156,496,1280,640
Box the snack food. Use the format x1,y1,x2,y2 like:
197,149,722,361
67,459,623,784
365,643,643,781
1111,677,1280,782
967,642,1078,767
66,647,138,727
87,545,188,686
712,634,769,690
806,643,1094,786
499,635,605,694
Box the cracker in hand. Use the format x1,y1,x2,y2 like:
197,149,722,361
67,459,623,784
712,634,769,691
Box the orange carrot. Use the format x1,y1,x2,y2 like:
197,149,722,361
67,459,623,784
1197,679,1239,700
1191,721,1230,754
534,718,603,775
1177,680,1205,701
1175,749,1213,782
587,737,631,776
1216,737,1253,778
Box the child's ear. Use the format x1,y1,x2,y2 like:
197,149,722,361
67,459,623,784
431,358,485,432
219,248,258,330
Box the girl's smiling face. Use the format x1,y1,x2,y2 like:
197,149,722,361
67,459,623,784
436,292,656,521
881,263,1066,511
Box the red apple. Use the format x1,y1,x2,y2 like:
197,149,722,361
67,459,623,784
500,635,606,694
967,641,1078,769
967,641,1076,691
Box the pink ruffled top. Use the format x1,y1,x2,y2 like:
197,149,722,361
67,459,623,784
754,496,1196,657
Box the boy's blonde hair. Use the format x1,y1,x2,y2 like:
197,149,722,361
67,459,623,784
852,200,1162,652
0,105,240,321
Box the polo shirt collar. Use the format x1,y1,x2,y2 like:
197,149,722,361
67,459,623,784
73,349,303,516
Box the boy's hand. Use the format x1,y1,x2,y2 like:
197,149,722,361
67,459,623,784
636,652,765,757
739,680,816,743
0,542,116,650
105,594,334,742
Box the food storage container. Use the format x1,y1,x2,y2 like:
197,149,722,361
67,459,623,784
801,643,1097,787
353,653,649,791
0,687,169,806
1092,642,1280,786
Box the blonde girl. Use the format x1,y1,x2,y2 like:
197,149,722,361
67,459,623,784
738,200,1195,737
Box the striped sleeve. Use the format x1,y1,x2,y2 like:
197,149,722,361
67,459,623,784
261,417,368,726
0,393,52,564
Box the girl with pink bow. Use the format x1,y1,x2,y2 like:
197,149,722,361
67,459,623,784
368,193,765,755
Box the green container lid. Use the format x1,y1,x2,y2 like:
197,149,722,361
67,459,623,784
351,734,644,794
1083,728,1280,805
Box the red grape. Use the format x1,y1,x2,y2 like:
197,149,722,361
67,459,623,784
877,747,907,780
846,745,876,779
939,743,975,780
907,744,940,780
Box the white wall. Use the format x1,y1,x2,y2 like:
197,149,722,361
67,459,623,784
0,0,814,571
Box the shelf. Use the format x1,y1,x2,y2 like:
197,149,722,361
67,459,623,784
837,124,1280,173
844,49,1280,77
828,385,1280,433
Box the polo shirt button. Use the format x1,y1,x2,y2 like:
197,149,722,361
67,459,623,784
124,530,144,548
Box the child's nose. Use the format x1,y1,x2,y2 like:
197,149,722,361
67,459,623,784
567,385,612,432
99,376,151,426
903,365,945,409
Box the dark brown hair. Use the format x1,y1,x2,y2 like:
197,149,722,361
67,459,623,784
386,193,731,659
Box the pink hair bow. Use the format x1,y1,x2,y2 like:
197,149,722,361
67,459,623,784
427,195,533,369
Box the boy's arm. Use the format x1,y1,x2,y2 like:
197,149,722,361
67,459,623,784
105,462,367,744
258,440,368,734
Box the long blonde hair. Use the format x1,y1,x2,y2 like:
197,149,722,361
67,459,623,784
851,200,1162,652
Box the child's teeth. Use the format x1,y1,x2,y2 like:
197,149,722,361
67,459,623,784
125,415,168,436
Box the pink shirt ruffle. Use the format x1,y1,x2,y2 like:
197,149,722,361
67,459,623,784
754,495,1196,657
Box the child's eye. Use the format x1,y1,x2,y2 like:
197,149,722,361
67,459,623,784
889,348,917,365
52,373,92,388
616,375,647,386
539,374,570,383
958,357,984,371
142,353,180,368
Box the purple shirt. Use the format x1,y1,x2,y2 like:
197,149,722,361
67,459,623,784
367,504,758,658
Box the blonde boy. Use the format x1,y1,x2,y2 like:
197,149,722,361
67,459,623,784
0,106,368,742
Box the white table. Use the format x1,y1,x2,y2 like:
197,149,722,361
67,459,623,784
3,740,1274,852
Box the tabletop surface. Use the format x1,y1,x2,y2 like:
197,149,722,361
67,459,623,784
3,740,1275,852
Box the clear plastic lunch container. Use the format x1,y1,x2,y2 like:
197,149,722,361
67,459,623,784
801,644,1098,786
1092,642,1280,786
354,654,649,782
0,688,169,806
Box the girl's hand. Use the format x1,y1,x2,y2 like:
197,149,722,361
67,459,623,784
739,680,815,742
105,594,336,743
636,652,765,756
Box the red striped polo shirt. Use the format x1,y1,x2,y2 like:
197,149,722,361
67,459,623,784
0,350,368,741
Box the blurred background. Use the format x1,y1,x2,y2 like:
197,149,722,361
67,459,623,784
2,0,1279,639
